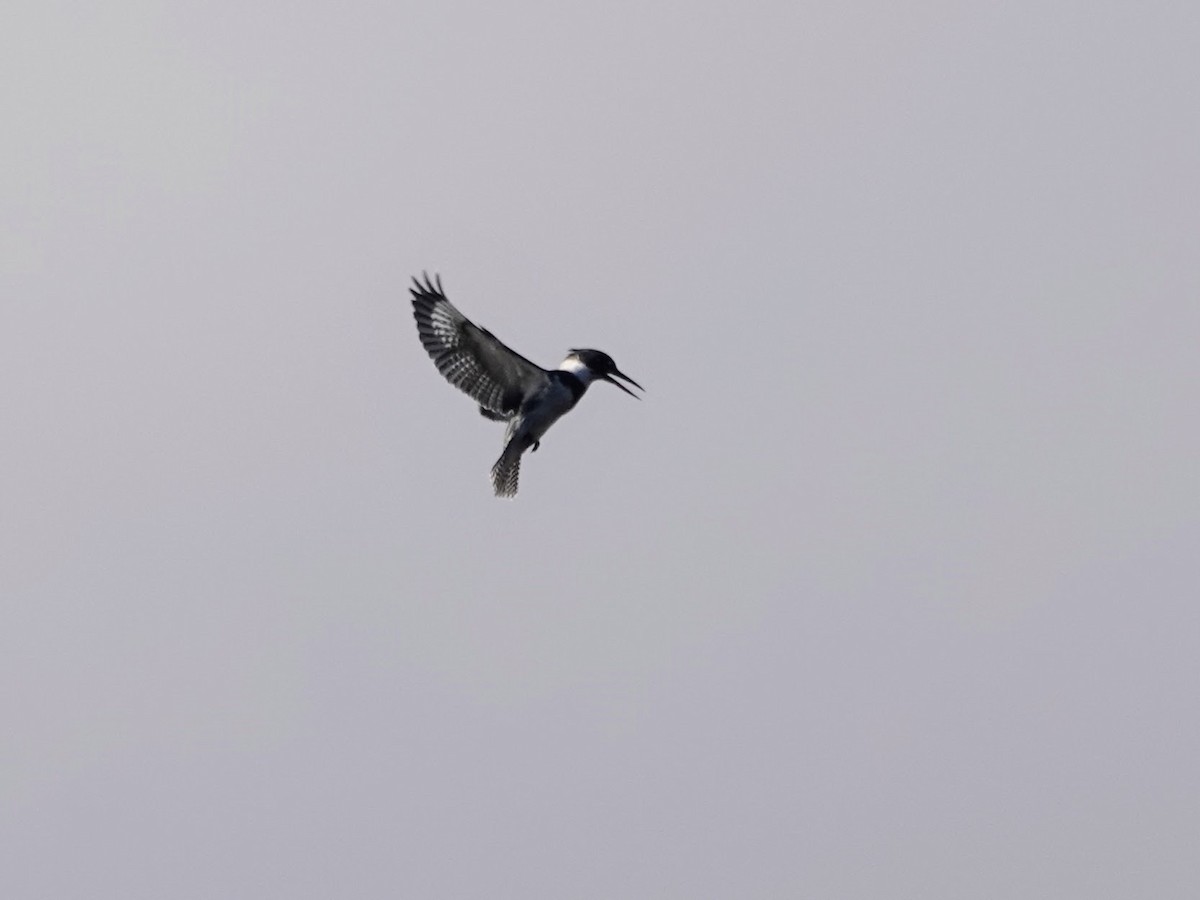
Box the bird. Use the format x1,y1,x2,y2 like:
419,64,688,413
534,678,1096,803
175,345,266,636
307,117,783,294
410,272,643,497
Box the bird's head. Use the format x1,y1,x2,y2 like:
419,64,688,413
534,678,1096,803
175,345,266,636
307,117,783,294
563,349,644,398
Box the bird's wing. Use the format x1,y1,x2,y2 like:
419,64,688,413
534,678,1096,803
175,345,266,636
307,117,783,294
411,273,547,416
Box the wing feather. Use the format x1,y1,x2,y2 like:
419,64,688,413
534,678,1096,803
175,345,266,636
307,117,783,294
410,273,547,415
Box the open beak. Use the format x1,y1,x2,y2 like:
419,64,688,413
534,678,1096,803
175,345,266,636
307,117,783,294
603,369,644,399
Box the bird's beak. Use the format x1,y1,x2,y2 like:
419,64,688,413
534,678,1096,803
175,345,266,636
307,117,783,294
603,369,644,399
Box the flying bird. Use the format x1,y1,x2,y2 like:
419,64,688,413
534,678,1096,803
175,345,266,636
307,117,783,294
410,273,643,497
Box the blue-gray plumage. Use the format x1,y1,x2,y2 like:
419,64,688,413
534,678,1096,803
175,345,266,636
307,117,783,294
410,273,643,497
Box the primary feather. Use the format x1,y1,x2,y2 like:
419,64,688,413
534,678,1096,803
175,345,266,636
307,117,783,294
410,273,545,418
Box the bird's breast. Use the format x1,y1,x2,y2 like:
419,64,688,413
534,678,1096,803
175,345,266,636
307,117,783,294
516,380,580,441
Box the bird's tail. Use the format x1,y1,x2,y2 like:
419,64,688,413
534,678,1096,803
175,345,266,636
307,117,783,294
490,443,522,498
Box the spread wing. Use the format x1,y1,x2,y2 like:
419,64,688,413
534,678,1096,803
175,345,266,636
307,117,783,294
410,273,548,416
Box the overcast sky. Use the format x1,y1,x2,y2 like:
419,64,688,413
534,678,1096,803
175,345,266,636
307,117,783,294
3,1,1198,897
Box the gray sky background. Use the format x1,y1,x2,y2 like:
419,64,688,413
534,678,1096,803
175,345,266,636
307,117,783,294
3,1,1198,897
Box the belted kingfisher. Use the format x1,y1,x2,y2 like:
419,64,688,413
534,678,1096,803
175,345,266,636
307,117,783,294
410,273,643,497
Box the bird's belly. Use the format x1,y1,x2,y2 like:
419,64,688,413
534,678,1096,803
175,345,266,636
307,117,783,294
511,384,577,443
